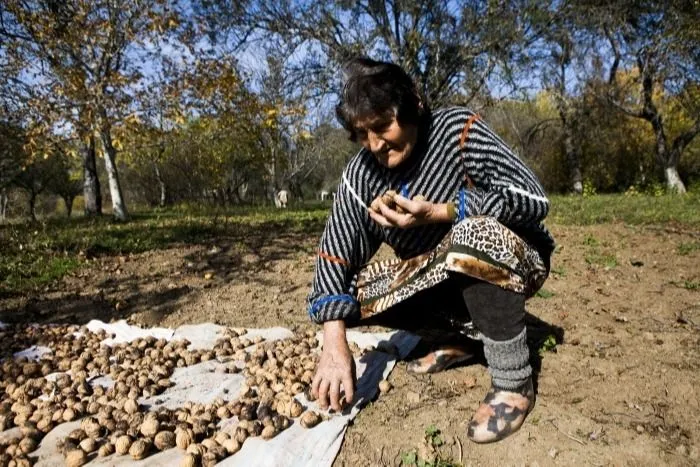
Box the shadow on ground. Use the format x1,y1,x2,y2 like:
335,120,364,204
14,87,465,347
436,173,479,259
0,222,322,327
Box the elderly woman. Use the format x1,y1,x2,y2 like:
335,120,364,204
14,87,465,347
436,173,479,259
308,57,554,443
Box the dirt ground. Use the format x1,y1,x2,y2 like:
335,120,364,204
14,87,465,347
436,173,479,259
2,222,699,466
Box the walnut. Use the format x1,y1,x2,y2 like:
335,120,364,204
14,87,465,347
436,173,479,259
175,429,193,450
379,380,392,394
115,435,132,455
289,399,303,418
154,430,176,450
129,439,151,460
180,453,197,467
300,410,321,428
261,425,277,440
98,442,115,457
222,437,241,454
64,449,88,467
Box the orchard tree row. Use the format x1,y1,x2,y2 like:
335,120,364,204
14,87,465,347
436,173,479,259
0,0,697,220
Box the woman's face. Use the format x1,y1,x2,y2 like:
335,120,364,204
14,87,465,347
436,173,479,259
355,113,418,169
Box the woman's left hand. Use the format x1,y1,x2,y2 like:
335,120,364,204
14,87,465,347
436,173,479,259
368,194,446,228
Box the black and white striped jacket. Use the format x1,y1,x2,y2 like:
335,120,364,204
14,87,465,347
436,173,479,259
307,107,554,324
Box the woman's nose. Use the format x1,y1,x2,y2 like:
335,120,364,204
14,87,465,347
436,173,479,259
367,131,386,153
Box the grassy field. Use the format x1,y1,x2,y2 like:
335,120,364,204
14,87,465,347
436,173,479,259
548,192,700,226
1,194,699,297
0,205,329,296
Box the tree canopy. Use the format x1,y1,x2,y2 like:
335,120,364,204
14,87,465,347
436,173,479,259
0,0,697,219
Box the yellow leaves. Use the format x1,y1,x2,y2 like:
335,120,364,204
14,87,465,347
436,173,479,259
124,115,141,127
112,139,123,151
533,90,558,116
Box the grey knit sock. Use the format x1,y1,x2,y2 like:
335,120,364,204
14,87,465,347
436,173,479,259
482,328,532,391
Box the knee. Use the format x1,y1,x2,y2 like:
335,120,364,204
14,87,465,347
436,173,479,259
451,216,500,242
453,216,498,233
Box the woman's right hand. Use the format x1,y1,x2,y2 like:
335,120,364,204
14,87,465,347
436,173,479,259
311,320,355,412
369,193,452,228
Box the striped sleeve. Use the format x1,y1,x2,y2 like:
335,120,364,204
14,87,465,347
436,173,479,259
306,165,382,324
457,118,550,226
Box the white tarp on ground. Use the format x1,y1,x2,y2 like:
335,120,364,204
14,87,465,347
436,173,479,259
2,320,420,467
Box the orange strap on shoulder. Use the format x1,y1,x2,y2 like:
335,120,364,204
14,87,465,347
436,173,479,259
459,114,480,189
459,114,481,149
318,250,350,267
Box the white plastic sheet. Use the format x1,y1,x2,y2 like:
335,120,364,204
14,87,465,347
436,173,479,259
4,320,419,467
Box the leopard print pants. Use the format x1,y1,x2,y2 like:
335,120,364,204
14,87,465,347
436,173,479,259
356,216,548,340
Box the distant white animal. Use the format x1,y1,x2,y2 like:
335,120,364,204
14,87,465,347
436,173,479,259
320,190,330,201
277,190,289,208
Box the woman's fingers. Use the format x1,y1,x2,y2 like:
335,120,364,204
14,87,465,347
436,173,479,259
317,379,331,410
392,194,419,214
368,208,393,227
311,369,322,399
329,379,342,411
342,371,355,405
369,195,427,228
313,376,351,411
377,200,409,224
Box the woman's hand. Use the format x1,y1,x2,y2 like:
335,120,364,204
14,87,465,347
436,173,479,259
368,194,452,228
311,320,355,412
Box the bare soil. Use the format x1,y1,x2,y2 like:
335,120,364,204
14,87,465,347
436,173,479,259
2,223,699,466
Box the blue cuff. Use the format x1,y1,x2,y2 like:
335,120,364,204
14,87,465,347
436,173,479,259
308,294,356,320
458,188,466,221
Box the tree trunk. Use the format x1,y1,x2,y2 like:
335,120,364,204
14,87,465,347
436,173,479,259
555,92,583,195
153,163,167,208
239,183,249,202
63,195,74,217
0,189,8,221
81,136,102,216
647,111,687,194
664,166,686,194
564,134,583,194
638,55,687,194
99,128,129,221
28,191,37,222
268,146,279,206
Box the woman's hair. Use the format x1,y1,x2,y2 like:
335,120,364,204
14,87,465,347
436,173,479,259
335,57,429,141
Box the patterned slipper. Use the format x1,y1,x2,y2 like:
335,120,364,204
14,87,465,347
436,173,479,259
467,378,534,443
406,345,475,374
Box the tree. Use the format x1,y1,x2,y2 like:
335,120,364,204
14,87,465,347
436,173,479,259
0,121,27,220
80,135,102,215
601,0,699,193
12,155,54,221
291,121,359,198
0,0,188,219
197,0,551,108
0,121,26,190
46,146,83,217
536,3,588,194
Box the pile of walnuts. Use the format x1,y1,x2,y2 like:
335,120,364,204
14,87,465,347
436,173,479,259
0,324,323,467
